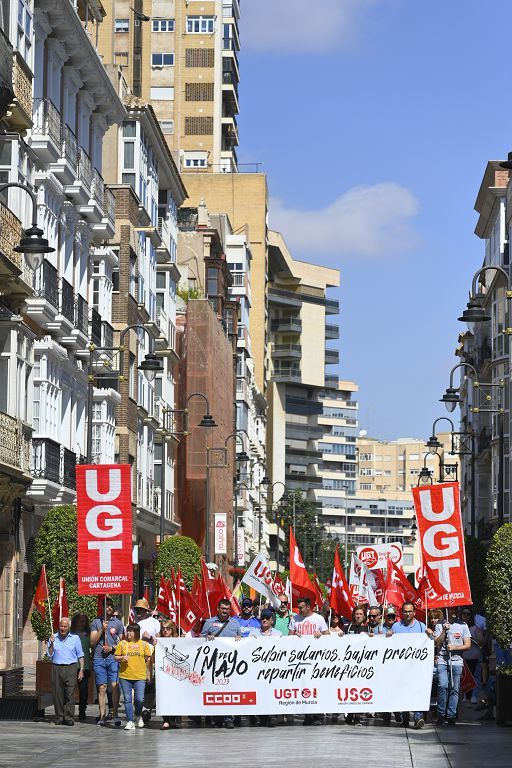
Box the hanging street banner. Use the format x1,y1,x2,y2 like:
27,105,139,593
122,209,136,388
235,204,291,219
412,482,472,607
214,513,227,555
155,634,433,715
356,542,403,570
76,464,133,595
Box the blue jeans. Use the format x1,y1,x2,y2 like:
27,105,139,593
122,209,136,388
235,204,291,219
119,678,145,722
437,663,462,719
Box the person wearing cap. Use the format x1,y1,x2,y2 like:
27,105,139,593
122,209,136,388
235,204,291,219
201,599,242,729
134,598,161,644
383,606,398,636
90,598,124,727
235,598,261,638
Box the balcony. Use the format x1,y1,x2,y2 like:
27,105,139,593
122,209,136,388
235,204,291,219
64,148,93,206
0,201,32,294
0,411,31,478
268,288,302,308
90,307,102,346
325,348,340,365
272,365,301,383
26,259,59,328
75,294,89,335
222,70,239,114
102,320,114,355
271,317,302,334
82,168,105,223
92,187,116,241
60,278,75,324
10,51,33,131
325,298,339,315
31,438,77,491
325,323,339,340
273,342,302,359
221,115,239,149
30,98,62,164
51,124,78,185
325,374,339,388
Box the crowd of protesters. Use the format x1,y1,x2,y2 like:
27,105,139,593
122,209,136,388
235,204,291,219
46,593,502,731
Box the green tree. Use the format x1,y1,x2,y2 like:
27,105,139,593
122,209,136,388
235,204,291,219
31,505,97,641
485,523,512,649
464,534,487,609
154,535,202,590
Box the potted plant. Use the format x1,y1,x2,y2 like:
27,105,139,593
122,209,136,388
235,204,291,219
485,523,512,726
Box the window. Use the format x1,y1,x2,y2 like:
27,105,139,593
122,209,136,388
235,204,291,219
207,267,219,296
184,157,207,168
185,82,214,101
115,18,129,32
151,87,174,100
159,120,174,134
151,53,174,67
123,122,137,138
122,173,136,189
114,52,128,68
186,48,214,67
360,483,373,490
184,116,214,135
152,19,174,32
123,142,135,169
17,0,32,61
186,15,215,33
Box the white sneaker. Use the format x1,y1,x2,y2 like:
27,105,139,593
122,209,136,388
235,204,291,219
124,721,135,730
136,717,145,728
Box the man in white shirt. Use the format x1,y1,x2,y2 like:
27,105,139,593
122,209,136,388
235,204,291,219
434,607,472,726
289,597,329,638
134,598,161,644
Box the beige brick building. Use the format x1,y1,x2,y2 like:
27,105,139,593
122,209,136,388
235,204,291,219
97,0,240,172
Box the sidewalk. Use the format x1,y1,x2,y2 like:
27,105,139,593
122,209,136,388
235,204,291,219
1,702,509,768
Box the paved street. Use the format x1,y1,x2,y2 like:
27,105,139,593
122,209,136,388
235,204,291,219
1,704,509,768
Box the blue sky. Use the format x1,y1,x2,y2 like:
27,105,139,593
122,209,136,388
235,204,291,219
238,0,511,440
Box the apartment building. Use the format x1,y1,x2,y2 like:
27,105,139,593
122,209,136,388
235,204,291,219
453,160,511,539
98,0,240,172
0,0,126,670
266,230,340,498
100,83,187,594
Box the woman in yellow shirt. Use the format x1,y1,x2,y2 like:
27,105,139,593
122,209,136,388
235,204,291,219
114,623,153,730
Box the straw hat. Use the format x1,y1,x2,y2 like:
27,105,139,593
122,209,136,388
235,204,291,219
134,598,150,610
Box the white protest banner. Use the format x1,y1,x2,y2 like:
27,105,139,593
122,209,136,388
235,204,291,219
155,635,433,716
241,550,280,608
356,542,403,571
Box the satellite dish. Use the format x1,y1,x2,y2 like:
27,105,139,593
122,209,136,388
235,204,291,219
358,429,368,437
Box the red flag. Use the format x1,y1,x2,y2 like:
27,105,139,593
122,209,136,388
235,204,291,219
329,545,354,620
201,559,220,617
33,565,49,620
312,574,324,611
143,585,150,604
157,575,172,618
128,605,135,623
52,578,69,627
175,569,202,633
417,561,447,606
289,527,316,609
273,573,287,597
460,661,478,697
387,561,425,620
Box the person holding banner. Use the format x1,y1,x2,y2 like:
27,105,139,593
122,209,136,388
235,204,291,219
273,595,292,636
392,601,432,729
434,606,471,726
114,623,153,730
201,599,242,729
235,598,261,637
90,598,124,727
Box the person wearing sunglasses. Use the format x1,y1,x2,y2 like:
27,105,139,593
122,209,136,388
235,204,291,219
157,621,181,730
274,595,292,636
391,602,432,729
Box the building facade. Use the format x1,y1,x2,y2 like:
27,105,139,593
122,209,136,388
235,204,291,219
98,0,240,172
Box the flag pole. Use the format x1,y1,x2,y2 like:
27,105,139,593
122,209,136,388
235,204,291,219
178,563,181,634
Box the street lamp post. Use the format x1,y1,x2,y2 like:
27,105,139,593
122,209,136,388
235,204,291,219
0,182,55,272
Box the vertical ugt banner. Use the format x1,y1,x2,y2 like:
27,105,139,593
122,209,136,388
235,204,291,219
412,482,472,607
77,464,133,595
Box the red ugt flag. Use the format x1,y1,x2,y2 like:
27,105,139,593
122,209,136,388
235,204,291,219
33,565,49,620
329,545,354,620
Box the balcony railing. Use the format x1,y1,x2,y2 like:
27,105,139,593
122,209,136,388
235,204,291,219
0,411,31,473
31,438,77,489
62,124,78,169
91,168,104,206
104,188,116,224
0,201,23,271
271,317,302,333
90,307,102,346
32,438,60,484
32,98,61,146
34,260,59,309
12,51,33,122
102,320,114,354
75,294,88,335
62,446,77,489
60,278,75,322
78,149,93,190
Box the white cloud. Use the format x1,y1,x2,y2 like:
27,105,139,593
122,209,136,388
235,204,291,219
270,183,419,260
242,0,382,54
